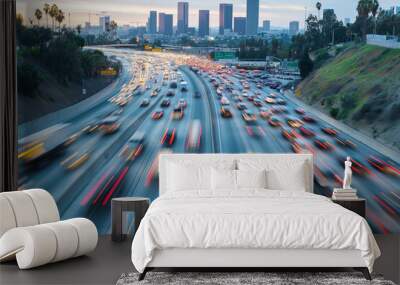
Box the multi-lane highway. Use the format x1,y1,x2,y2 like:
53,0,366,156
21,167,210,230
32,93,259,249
18,48,400,234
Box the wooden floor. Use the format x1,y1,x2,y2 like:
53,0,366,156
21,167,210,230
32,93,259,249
0,236,133,285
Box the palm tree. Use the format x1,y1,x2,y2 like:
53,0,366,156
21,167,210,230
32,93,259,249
56,10,65,32
49,4,59,31
34,9,42,26
316,2,322,20
357,0,374,41
43,3,50,27
371,0,379,34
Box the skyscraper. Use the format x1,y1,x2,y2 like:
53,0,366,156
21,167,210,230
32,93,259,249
219,3,233,35
159,13,173,36
263,20,271,32
177,2,189,34
198,10,210,37
289,21,299,36
246,0,259,35
234,17,246,35
99,16,110,32
148,11,157,34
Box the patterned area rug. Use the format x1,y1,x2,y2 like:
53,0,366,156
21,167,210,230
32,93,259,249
117,272,395,285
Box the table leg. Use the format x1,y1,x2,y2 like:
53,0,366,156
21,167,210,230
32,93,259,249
111,202,123,242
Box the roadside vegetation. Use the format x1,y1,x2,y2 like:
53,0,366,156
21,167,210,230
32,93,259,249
17,3,121,123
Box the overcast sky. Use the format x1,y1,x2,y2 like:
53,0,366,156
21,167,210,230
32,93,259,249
17,0,399,29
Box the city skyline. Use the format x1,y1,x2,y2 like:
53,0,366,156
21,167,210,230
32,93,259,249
17,0,398,30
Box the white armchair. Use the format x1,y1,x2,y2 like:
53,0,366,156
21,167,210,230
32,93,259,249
0,189,98,269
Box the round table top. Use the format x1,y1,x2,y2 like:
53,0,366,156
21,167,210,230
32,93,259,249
112,197,149,202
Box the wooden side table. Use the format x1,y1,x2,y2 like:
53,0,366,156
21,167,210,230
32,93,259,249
111,197,150,242
332,198,366,218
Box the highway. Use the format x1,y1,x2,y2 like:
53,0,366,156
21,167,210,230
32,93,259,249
18,49,400,234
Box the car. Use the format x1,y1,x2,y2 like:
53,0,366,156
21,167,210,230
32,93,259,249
287,118,303,128
321,127,337,136
335,136,356,148
291,141,307,154
236,103,247,110
180,81,188,91
178,99,187,108
194,91,201,98
276,98,287,105
303,115,316,123
259,107,271,119
233,95,243,102
151,89,159,97
120,132,145,160
169,81,178,88
281,128,297,141
253,99,263,107
161,128,176,146
220,107,233,118
247,95,255,102
367,155,400,176
186,120,202,152
295,108,305,115
61,151,90,170
246,126,265,137
265,97,276,104
166,90,175,97
99,116,120,134
140,99,150,107
220,97,230,105
268,117,281,127
242,110,257,123
314,138,333,151
152,110,164,120
299,126,315,137
160,99,170,107
172,106,184,120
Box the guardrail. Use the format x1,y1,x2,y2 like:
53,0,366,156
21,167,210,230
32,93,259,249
367,34,400,49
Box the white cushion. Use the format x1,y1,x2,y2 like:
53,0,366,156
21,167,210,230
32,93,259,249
236,169,268,189
167,163,211,191
238,158,307,192
211,168,237,191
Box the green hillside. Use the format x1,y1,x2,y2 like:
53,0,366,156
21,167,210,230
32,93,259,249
297,44,400,150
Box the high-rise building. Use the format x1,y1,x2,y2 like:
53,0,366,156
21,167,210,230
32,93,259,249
198,10,210,37
219,3,233,35
234,17,246,35
396,6,400,14
289,21,299,36
246,0,259,35
263,20,270,32
177,2,189,34
159,13,173,36
99,16,110,32
148,11,157,34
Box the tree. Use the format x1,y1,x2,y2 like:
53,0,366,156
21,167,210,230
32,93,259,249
49,4,59,31
43,3,50,28
316,2,322,20
299,52,314,79
357,0,375,41
371,0,380,34
34,9,42,26
56,9,65,32
76,24,82,35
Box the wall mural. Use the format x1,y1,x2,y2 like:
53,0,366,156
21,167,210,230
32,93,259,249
17,1,400,234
